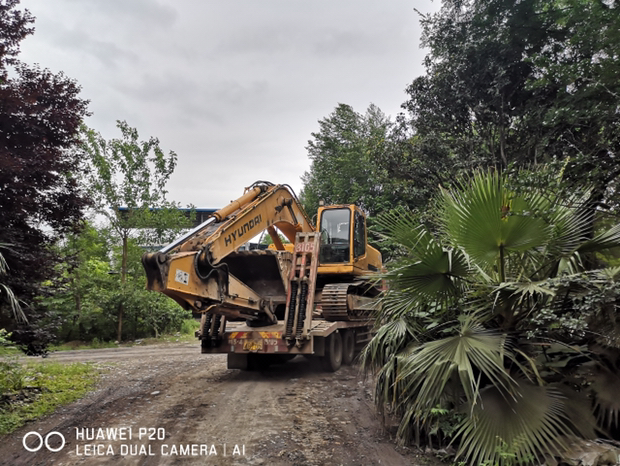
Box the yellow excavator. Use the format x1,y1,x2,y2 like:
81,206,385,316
142,181,382,371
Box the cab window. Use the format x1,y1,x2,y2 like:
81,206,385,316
319,208,350,263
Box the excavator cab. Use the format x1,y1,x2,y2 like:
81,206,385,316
318,207,352,263
316,205,381,275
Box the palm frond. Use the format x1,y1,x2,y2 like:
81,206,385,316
554,252,585,276
377,224,471,307
366,169,620,463
373,207,426,252
375,288,445,321
360,317,418,373
591,367,620,431
0,244,27,323
598,266,620,280
396,318,515,421
554,384,599,439
454,381,574,466
544,191,593,255
0,284,27,323
466,278,554,326
441,171,551,273
0,242,12,275
579,223,620,254
491,280,555,324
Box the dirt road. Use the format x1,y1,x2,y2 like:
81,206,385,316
0,343,437,466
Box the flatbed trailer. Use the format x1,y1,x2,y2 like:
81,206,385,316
201,318,373,371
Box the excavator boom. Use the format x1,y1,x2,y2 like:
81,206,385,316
142,182,312,324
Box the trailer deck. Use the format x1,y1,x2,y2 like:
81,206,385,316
201,318,373,355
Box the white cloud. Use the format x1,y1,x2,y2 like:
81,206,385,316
19,0,438,208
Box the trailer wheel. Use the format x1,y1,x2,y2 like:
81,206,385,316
342,330,355,365
321,332,343,372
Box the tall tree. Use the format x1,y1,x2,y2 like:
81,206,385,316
404,0,620,200
81,121,190,341
301,103,429,219
0,0,89,345
37,224,116,341
405,0,555,169
526,0,620,205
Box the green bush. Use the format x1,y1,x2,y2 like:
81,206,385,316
0,357,25,395
180,319,200,335
0,330,25,396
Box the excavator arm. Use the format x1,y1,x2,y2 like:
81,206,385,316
142,182,313,324
180,183,313,263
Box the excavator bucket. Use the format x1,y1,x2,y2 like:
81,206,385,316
222,249,293,306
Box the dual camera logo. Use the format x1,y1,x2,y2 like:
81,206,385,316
22,431,66,452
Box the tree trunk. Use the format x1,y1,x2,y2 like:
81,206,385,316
117,235,128,342
74,280,81,341
116,302,123,342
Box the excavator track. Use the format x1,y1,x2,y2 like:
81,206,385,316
321,283,375,322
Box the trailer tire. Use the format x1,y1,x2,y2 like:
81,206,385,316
321,332,343,372
342,330,355,365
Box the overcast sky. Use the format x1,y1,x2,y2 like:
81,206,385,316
19,0,438,209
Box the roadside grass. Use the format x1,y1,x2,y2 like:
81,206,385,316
0,346,21,357
0,319,201,436
0,360,100,435
49,319,201,352
50,338,118,352
139,332,196,345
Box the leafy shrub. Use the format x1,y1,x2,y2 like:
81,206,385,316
0,357,25,395
180,319,200,335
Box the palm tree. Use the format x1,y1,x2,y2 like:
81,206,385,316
362,170,620,465
0,243,27,323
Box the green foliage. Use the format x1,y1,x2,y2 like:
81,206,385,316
0,356,25,395
404,0,620,205
301,104,432,220
260,232,289,246
37,224,114,341
364,169,620,465
0,328,11,346
0,328,25,395
1,1,90,354
80,120,191,246
79,121,192,341
180,319,200,336
37,221,191,343
82,121,177,215
0,361,99,435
